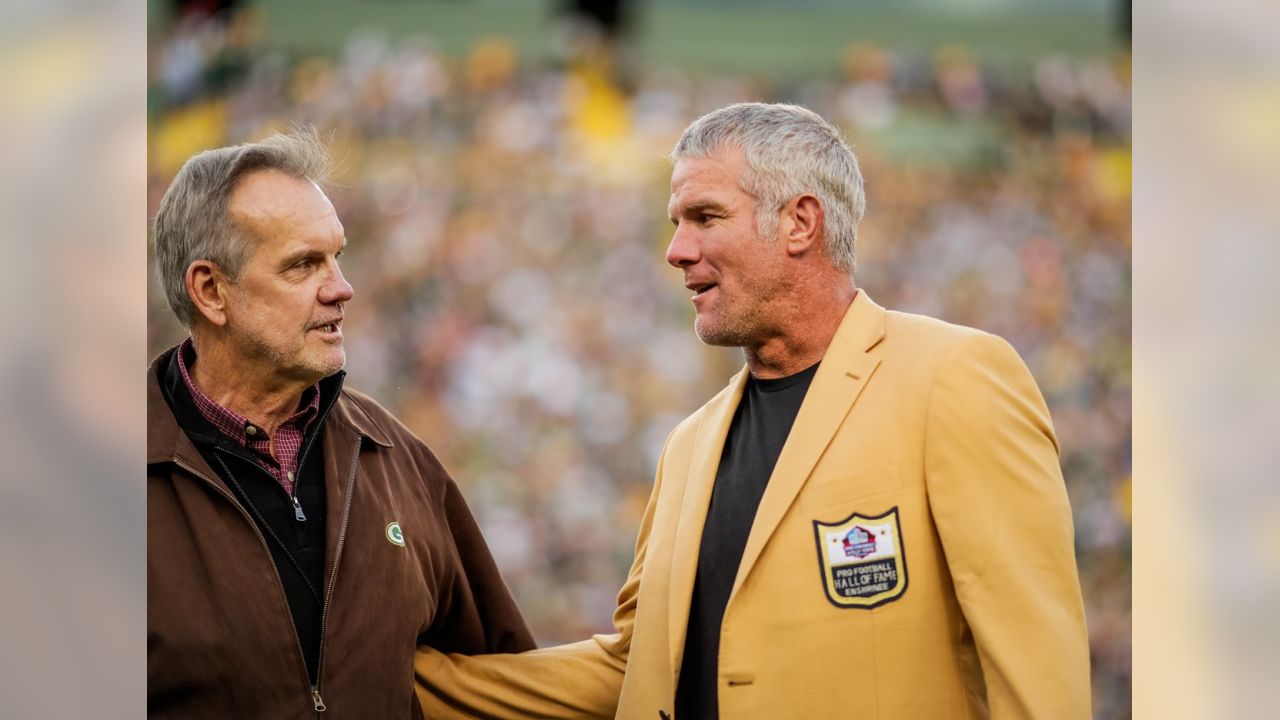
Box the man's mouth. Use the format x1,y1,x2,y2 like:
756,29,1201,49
687,282,718,299
310,319,342,333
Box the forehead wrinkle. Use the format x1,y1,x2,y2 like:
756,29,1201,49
228,172,295,241
228,170,339,252
672,149,752,201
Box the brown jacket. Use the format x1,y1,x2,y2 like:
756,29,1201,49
147,349,535,718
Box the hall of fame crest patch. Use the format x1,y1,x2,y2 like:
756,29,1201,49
812,507,908,609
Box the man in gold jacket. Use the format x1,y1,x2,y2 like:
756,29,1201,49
415,102,1091,719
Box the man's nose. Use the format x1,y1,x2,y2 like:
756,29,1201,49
665,226,699,269
320,263,354,304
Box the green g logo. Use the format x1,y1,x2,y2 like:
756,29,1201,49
386,521,406,547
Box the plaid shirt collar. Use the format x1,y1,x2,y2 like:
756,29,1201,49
175,338,320,451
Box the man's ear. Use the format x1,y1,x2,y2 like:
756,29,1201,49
186,260,231,327
782,194,824,257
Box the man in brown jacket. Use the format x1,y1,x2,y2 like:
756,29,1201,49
148,130,535,718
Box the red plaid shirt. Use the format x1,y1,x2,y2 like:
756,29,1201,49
177,338,320,496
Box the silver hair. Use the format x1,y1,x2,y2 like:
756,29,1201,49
153,128,334,327
669,102,865,275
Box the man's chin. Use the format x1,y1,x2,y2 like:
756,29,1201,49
694,320,743,348
320,352,347,377
299,349,346,382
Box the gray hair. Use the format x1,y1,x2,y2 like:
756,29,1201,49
669,103,865,275
153,128,334,327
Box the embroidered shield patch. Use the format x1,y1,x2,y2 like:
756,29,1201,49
813,506,908,609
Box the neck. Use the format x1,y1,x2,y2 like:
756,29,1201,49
744,285,857,380
188,334,310,434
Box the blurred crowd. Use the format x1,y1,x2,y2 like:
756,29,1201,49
148,6,1131,717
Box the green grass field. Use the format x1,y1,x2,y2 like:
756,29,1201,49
151,0,1122,79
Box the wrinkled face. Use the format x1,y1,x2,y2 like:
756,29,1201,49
223,169,353,387
666,147,787,348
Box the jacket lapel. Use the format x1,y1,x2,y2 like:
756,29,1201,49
730,292,887,599
666,367,749,676
320,388,394,581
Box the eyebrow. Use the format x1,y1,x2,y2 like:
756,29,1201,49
278,239,347,270
669,199,730,223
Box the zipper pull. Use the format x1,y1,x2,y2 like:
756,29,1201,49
292,495,307,522
311,686,326,712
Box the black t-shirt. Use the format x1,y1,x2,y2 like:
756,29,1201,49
675,362,820,719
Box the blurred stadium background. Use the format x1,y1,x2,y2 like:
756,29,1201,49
147,0,1130,716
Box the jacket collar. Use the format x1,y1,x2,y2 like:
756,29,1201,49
729,289,886,595
666,290,888,674
148,345,392,467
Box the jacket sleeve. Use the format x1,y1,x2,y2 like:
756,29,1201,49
423,475,539,655
924,332,1092,718
413,443,670,719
